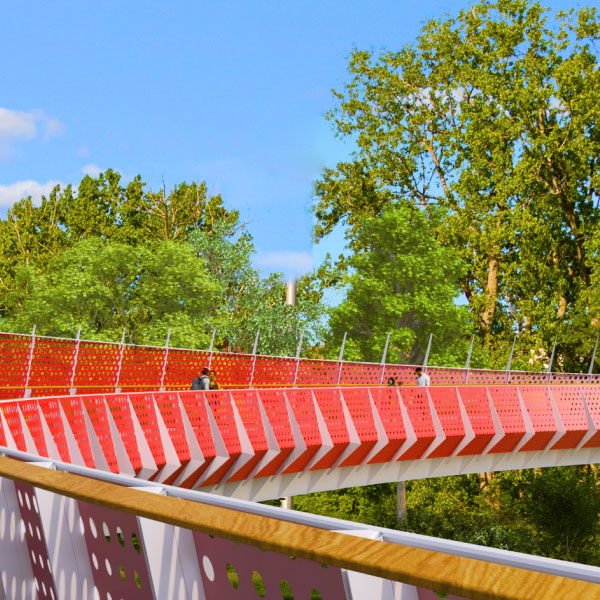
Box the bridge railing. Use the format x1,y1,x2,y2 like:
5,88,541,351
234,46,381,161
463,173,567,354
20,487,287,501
0,449,597,600
1,331,598,400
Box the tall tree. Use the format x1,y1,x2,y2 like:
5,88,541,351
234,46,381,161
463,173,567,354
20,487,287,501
314,0,600,367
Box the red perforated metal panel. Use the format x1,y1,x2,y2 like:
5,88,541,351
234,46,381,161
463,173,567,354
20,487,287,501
203,391,241,486
281,389,322,474
251,356,296,387
81,395,119,473
178,390,217,487
118,345,165,393
228,390,267,481
128,392,166,475
254,389,295,477
510,371,549,385
580,386,600,448
456,387,496,456
486,386,526,454
338,388,378,466
0,333,31,399
427,387,465,458
467,369,507,385
72,340,120,394
37,397,71,462
427,368,465,386
518,386,557,451
295,359,339,387
208,353,253,389
550,373,588,384
338,362,381,387
0,401,27,451
311,389,350,470
28,337,76,397
59,396,94,467
368,388,407,463
381,365,414,386
549,386,587,450
105,394,142,473
19,400,49,457
163,348,211,391
397,388,435,460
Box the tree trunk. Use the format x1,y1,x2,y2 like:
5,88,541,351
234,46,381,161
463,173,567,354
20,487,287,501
396,481,406,521
481,257,498,340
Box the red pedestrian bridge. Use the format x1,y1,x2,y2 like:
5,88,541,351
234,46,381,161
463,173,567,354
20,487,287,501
0,332,598,600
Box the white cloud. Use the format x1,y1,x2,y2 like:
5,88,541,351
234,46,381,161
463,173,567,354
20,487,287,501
0,108,64,160
255,251,313,274
0,180,62,209
81,164,102,177
77,145,90,157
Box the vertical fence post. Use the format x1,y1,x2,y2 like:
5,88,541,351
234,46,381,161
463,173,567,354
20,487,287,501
69,326,81,395
505,334,517,384
24,324,37,398
336,332,347,386
379,332,391,385
293,330,304,387
159,328,171,392
547,335,558,383
589,335,599,383
464,334,475,384
207,329,216,369
249,329,260,388
115,328,126,393
423,334,433,372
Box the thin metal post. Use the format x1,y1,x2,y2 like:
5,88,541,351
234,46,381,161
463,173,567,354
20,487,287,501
293,330,304,386
24,325,37,398
588,335,599,382
464,335,475,384
115,328,126,393
547,335,558,382
69,326,82,394
336,332,347,385
207,329,216,368
249,329,260,388
505,334,517,384
422,334,433,372
380,332,391,384
159,328,171,390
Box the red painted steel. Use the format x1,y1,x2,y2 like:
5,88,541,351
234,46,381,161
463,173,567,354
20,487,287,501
72,341,120,394
37,397,71,462
427,387,465,458
178,391,218,487
27,337,76,397
311,388,350,470
0,333,31,399
510,371,550,385
59,396,95,468
281,389,322,474
153,391,190,484
381,365,414,386
338,388,378,466
203,391,242,486
208,353,253,389
251,356,296,387
254,389,295,477
295,359,339,387
518,386,558,451
368,388,407,463
549,386,588,450
0,401,27,451
456,387,496,456
427,368,465,386
486,387,526,454
128,392,167,476
339,362,381,387
119,346,165,393
466,369,506,385
19,400,49,457
228,390,268,481
105,394,143,474
163,348,211,391
81,395,120,473
397,388,436,460
579,387,600,448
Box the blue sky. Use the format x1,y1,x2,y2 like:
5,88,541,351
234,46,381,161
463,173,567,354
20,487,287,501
0,0,578,280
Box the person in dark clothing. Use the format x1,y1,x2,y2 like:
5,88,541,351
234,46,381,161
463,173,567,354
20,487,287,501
209,369,220,390
387,376,396,386
191,367,211,391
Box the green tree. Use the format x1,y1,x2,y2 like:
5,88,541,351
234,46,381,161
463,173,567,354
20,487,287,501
325,204,471,365
313,0,600,369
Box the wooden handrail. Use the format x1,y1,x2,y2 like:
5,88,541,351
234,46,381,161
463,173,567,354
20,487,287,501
0,457,596,600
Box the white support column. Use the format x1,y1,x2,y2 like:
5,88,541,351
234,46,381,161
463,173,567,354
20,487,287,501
589,335,599,382
336,332,347,386
379,333,391,385
208,328,216,368
422,333,433,372
115,328,126,394
23,325,36,398
293,330,304,386
159,328,171,392
547,335,558,382
506,334,517,384
69,326,82,395
464,335,475,384
249,329,260,388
